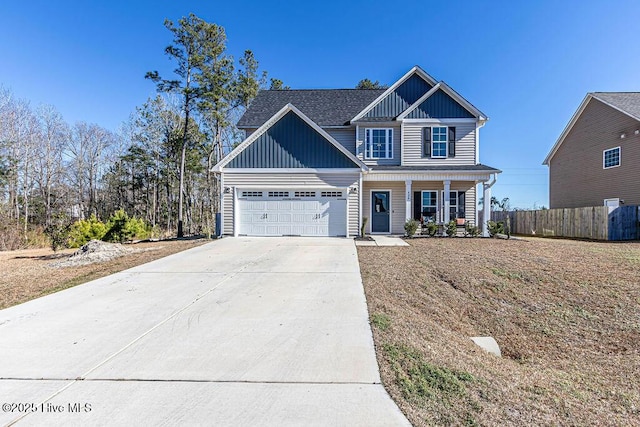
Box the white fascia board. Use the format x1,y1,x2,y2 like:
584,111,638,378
222,168,362,174
212,103,368,172
363,170,498,182
350,66,438,123
543,94,592,165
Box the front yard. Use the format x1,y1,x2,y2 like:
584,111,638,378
358,237,640,426
0,239,209,310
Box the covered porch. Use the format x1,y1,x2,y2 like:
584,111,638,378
361,166,499,236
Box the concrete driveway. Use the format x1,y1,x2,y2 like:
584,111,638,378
0,237,409,426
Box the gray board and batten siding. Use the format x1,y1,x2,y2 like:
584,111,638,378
406,89,475,119
227,111,360,169
548,96,640,208
362,74,433,120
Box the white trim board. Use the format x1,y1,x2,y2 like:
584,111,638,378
222,168,362,174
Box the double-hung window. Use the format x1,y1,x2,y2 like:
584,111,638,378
603,147,620,169
423,126,455,158
432,126,448,158
365,128,393,159
421,191,438,222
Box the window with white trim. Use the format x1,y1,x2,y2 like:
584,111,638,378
603,147,620,169
444,191,465,219
421,191,438,222
365,128,393,159
432,126,447,158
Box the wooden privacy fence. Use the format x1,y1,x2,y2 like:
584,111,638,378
492,205,640,241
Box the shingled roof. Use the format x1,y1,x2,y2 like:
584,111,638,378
237,89,386,128
591,92,640,121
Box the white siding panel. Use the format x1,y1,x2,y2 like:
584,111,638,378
403,122,476,166
221,172,360,236
326,128,357,155
356,124,401,166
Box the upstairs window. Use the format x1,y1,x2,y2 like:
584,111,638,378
365,128,393,159
432,127,448,158
423,126,456,158
603,147,620,169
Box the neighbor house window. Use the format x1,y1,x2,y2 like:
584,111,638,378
365,128,393,159
603,147,620,169
432,126,447,158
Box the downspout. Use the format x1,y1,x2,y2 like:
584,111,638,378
482,173,497,237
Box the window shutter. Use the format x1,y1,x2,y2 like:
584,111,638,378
448,127,456,157
413,191,421,220
388,128,393,158
365,129,370,158
423,127,431,157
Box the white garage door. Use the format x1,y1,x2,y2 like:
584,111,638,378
238,189,347,237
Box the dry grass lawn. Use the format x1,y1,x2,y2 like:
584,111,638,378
358,237,640,426
0,239,209,310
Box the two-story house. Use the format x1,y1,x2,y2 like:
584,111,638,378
212,66,500,237
544,92,640,209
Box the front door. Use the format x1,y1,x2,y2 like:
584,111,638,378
371,191,390,233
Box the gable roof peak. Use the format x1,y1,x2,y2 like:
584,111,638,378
350,66,439,122
213,103,368,172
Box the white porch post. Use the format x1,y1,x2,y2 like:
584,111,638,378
405,179,412,221
482,184,491,237
443,180,451,224
233,186,239,237
482,175,497,237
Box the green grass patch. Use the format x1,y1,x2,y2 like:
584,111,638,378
383,343,474,403
371,313,391,331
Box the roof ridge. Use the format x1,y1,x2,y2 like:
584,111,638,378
260,88,386,92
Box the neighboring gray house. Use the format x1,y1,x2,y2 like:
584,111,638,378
544,93,640,209
213,66,500,237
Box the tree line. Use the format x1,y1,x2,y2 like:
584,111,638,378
0,14,271,250
0,13,387,250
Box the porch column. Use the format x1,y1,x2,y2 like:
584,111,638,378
443,180,451,224
482,181,492,237
405,179,412,221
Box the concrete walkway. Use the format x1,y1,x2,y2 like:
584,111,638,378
0,237,409,426
355,235,410,247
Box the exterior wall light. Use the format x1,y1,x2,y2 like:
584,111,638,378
620,133,626,139
224,186,232,194
349,187,358,194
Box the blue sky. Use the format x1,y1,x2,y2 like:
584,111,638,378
2,0,640,208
